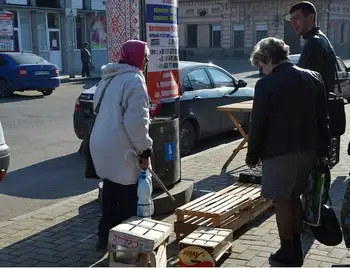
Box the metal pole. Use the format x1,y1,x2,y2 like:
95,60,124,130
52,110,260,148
65,0,75,78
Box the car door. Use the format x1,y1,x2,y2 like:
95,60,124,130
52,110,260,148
336,57,350,99
206,67,250,132
181,68,222,137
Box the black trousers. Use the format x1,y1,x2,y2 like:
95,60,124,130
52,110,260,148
82,62,90,77
98,179,138,239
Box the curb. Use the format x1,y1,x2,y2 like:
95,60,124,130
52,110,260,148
60,76,101,83
0,138,243,224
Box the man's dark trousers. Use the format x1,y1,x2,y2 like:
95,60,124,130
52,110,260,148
98,178,138,240
82,62,90,77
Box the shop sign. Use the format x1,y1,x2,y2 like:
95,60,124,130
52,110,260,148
178,246,215,267
91,0,106,10
72,0,83,9
0,11,14,51
146,0,181,102
5,0,27,4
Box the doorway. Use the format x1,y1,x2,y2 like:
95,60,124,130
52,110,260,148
46,13,62,71
48,30,62,70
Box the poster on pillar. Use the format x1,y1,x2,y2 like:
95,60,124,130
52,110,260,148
146,0,181,102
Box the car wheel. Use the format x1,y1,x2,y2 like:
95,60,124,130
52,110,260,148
41,88,54,96
0,79,12,98
180,120,197,156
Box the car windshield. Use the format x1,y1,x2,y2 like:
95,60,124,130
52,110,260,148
10,54,48,65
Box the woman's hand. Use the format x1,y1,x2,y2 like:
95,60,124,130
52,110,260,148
139,157,150,170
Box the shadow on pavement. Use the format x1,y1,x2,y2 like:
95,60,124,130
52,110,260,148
0,153,99,200
188,130,241,157
64,79,100,90
0,200,107,267
0,93,44,104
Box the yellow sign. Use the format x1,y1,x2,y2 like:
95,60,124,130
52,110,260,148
178,246,215,267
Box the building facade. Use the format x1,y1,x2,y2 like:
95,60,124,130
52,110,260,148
0,0,107,73
178,0,350,58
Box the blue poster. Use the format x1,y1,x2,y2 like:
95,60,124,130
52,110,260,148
165,142,176,161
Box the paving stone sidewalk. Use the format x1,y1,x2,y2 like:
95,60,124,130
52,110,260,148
1,125,350,266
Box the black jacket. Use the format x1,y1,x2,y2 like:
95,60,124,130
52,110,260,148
298,27,337,97
246,62,330,165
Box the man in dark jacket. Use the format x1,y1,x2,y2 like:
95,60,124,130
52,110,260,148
247,37,330,267
81,42,91,77
289,1,337,97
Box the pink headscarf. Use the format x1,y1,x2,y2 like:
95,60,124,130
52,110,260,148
119,40,148,70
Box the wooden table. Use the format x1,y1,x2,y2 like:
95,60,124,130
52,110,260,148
217,100,253,175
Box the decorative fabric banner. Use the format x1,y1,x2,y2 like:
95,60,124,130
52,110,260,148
106,0,140,63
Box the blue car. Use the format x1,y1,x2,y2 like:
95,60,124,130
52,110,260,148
0,52,60,97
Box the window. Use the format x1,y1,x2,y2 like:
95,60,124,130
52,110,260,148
340,23,345,43
186,9,194,16
37,12,48,51
210,24,221,47
256,30,267,42
186,68,212,90
233,25,244,48
10,53,48,65
207,68,234,87
47,13,59,29
19,11,31,51
186,24,197,48
256,24,268,42
36,0,60,8
91,15,107,49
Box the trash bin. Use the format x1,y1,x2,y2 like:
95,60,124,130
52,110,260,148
149,117,181,191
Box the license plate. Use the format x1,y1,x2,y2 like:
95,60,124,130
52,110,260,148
35,71,50,75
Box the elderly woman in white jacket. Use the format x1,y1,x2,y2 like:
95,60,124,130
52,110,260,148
89,40,153,250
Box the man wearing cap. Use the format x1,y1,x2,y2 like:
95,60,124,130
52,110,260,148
289,1,336,97
81,42,91,77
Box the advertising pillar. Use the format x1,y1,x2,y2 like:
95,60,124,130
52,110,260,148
105,0,140,63
145,0,182,191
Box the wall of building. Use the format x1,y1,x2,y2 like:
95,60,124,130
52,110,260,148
178,0,337,59
0,0,108,74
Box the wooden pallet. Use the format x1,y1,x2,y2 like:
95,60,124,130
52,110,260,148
178,227,233,267
174,183,273,240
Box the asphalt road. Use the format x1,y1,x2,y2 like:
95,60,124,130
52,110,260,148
0,58,349,221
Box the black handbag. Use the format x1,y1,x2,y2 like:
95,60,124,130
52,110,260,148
316,33,346,137
310,197,343,246
83,76,115,179
309,164,343,246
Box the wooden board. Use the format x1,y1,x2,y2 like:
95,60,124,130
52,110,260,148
217,100,253,113
174,182,273,240
108,216,173,253
178,227,233,267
